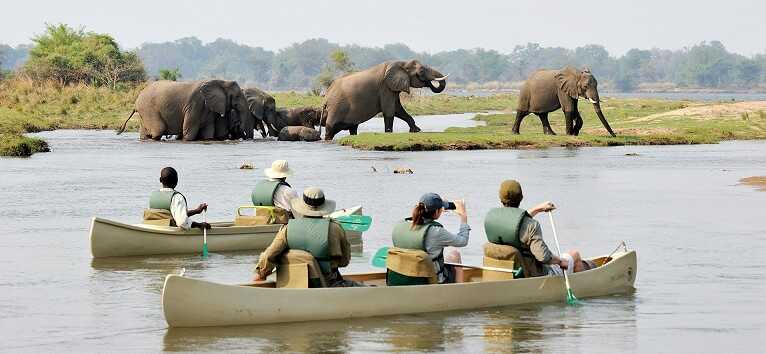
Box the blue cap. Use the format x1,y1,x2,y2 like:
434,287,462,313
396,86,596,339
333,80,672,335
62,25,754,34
419,193,449,212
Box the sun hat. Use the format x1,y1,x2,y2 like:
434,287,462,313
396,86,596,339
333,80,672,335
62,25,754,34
499,179,523,206
264,160,293,179
290,187,337,217
418,192,450,212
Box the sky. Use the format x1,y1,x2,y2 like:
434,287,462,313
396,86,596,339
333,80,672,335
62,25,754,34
1,0,764,56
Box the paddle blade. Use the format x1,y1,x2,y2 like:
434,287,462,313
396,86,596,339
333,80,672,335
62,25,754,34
371,246,389,268
202,243,209,259
339,222,370,232
334,215,372,232
566,288,579,305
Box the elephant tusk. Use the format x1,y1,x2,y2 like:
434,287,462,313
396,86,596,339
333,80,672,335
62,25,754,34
433,74,450,81
588,98,599,104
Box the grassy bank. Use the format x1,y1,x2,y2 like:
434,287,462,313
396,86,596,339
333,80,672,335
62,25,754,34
0,78,512,156
340,98,766,150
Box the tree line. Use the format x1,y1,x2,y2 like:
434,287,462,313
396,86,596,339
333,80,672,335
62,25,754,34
2,25,765,91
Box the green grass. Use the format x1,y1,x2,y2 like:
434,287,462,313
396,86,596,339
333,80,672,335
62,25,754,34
0,133,50,157
340,98,766,150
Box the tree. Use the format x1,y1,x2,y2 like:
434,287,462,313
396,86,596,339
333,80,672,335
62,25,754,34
312,49,356,95
159,68,182,81
23,24,146,87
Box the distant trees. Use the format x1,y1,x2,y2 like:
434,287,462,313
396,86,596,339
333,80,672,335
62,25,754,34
159,68,182,81
22,24,146,88
312,49,356,95
4,31,766,91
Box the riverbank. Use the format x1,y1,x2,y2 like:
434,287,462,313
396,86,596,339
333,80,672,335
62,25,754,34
340,99,766,150
0,78,513,156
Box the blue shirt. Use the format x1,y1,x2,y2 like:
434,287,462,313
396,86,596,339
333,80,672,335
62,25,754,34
422,219,471,282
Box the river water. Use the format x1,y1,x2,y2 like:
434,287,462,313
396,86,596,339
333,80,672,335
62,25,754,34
1,113,765,353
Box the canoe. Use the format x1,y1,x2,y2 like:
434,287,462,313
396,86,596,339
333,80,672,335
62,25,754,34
90,206,364,258
161,250,637,327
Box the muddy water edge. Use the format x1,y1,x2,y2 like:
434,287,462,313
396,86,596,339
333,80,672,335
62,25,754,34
1,113,765,353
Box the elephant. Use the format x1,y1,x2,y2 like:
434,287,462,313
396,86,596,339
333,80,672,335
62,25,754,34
320,60,448,140
277,126,321,142
513,67,615,137
243,87,280,137
117,80,256,140
276,107,321,128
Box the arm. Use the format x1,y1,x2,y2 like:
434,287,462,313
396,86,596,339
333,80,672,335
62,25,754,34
170,194,192,230
520,219,553,264
254,226,289,280
187,203,207,217
526,201,555,217
331,222,351,268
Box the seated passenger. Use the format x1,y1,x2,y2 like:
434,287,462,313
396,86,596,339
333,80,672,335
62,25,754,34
484,179,587,277
387,193,470,285
253,187,363,287
251,159,298,223
145,167,210,230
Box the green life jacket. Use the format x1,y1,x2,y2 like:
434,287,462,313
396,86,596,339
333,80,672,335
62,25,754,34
286,218,331,274
390,219,446,284
149,190,185,211
484,207,528,249
252,180,290,206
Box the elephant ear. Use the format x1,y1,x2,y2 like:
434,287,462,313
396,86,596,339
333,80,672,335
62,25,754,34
555,66,582,100
200,80,227,116
384,62,411,94
246,93,264,119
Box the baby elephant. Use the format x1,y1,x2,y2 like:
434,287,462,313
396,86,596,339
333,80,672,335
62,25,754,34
277,107,321,128
277,126,321,142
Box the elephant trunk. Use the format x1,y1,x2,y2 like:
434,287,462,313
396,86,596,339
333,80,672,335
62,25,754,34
427,79,447,93
593,103,616,137
425,68,448,93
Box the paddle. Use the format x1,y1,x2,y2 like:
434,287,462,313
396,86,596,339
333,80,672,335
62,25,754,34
547,211,578,305
333,215,372,232
202,210,209,259
370,246,522,277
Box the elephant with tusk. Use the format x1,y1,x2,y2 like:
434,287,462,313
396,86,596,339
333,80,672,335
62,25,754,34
513,67,616,137
320,60,448,140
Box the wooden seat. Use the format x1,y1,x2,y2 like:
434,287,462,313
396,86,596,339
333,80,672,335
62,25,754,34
482,256,516,281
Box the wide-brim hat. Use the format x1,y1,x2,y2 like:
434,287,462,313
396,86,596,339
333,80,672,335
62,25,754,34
290,187,336,217
264,159,293,179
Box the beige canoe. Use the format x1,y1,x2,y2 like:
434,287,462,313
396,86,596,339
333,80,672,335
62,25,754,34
90,206,364,258
162,250,637,327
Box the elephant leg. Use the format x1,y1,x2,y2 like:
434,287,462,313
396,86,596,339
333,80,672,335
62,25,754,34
563,110,575,135
394,101,421,133
383,114,395,133
200,120,216,140
537,113,556,135
573,111,584,136
349,125,359,135
324,124,339,141
512,110,530,134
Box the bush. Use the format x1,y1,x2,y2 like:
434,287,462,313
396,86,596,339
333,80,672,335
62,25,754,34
0,134,50,157
23,24,146,88
158,68,182,81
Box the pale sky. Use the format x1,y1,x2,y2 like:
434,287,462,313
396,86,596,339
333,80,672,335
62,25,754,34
2,0,764,56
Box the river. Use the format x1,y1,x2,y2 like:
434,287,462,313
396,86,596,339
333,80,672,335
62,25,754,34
1,113,764,353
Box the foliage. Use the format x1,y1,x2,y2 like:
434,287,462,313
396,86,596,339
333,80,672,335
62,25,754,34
22,24,146,87
0,133,49,157
312,49,356,95
159,68,182,81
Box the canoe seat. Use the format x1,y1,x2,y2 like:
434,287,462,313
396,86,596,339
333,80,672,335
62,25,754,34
142,209,174,226
276,250,327,288
483,243,526,280
235,206,289,226
482,257,516,281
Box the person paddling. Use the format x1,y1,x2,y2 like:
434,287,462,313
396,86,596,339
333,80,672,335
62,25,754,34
484,179,592,277
254,187,363,287
146,167,210,230
251,160,298,221
387,193,470,285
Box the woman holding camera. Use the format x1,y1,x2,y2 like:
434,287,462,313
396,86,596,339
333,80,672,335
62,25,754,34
388,193,470,285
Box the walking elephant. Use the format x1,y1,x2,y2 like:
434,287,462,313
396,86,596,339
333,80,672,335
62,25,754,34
117,80,256,140
321,60,448,140
513,67,616,137
276,107,321,128
243,87,281,137
277,126,321,142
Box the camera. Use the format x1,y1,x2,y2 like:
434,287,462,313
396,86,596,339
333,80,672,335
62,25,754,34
445,201,457,210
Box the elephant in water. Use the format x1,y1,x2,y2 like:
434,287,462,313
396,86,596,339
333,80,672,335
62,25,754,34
243,87,280,137
321,60,448,140
276,107,321,128
277,126,321,142
118,80,258,140
513,67,616,137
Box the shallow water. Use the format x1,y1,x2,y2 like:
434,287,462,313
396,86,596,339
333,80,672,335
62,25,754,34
1,113,765,353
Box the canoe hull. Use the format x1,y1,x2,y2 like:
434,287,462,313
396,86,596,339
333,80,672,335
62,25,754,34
89,217,281,258
162,250,637,327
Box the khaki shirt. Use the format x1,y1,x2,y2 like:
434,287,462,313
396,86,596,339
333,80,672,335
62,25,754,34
254,220,350,279
518,216,554,264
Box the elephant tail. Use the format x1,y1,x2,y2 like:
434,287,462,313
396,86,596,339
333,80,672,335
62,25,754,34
116,109,137,135
318,102,328,136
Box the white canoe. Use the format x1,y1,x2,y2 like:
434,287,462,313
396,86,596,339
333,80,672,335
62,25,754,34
162,250,637,327
90,206,364,258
